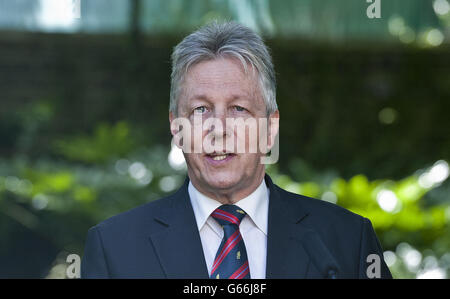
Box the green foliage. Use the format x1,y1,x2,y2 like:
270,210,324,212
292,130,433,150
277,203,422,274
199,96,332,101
53,122,135,164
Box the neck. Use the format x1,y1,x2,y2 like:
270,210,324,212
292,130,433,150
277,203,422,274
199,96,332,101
189,172,265,205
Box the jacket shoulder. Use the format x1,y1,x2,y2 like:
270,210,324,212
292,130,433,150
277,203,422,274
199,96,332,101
274,184,367,228
93,194,172,232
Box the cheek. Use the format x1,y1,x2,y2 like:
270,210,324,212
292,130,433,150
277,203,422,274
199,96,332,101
184,153,202,169
234,153,263,172
231,123,261,154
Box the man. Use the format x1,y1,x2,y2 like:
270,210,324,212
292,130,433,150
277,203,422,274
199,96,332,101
81,21,392,279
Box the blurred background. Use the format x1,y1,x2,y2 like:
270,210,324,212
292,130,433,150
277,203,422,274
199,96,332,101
0,0,449,279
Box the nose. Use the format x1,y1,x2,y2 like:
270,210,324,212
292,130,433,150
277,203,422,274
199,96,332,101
209,109,228,138
213,108,227,129
204,107,232,152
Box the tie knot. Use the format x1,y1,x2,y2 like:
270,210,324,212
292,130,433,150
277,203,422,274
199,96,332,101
211,205,246,226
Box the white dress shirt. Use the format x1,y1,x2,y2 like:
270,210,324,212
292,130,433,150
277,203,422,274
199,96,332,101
188,179,269,279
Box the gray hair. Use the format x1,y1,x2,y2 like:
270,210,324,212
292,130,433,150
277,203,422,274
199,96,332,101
170,21,277,116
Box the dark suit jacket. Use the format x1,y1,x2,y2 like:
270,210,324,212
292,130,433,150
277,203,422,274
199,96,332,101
81,174,392,278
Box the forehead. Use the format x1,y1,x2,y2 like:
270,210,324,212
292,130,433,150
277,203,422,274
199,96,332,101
182,57,261,103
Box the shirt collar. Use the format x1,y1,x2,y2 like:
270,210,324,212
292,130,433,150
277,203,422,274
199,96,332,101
188,178,269,236
188,182,222,232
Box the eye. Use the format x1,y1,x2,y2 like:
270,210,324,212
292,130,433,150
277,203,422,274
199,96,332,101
194,106,208,114
234,106,247,112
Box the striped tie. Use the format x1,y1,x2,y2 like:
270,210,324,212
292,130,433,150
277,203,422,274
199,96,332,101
210,205,250,279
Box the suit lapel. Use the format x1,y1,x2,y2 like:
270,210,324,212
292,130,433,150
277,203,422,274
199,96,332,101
265,175,312,278
149,179,209,278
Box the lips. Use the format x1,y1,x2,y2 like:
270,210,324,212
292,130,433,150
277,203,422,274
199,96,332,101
205,152,236,163
211,154,229,161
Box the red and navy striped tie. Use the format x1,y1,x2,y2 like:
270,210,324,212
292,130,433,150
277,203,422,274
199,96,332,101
210,205,250,279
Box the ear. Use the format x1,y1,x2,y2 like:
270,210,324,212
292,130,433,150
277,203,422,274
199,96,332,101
267,110,280,150
169,111,178,137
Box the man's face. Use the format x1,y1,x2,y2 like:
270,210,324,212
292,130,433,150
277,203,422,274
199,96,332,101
170,57,278,199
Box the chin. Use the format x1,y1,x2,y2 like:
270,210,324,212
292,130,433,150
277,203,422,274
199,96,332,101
205,173,241,190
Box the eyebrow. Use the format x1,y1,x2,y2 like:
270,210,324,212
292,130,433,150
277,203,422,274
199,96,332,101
188,93,252,103
188,94,210,102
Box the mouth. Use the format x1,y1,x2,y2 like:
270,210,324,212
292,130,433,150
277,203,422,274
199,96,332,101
205,152,236,163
